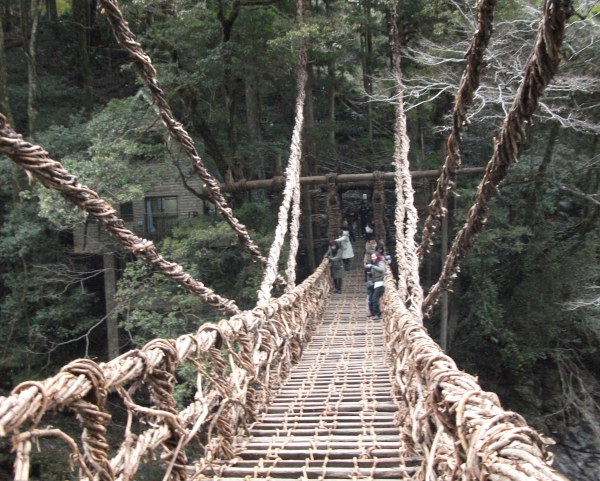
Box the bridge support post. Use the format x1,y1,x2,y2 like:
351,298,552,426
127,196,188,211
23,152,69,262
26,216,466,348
302,184,317,272
103,253,120,360
310,188,323,259
372,171,386,243
326,173,342,241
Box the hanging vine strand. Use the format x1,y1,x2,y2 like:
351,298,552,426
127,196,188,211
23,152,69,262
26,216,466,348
96,0,287,288
0,114,240,315
389,2,423,320
418,0,497,258
259,0,307,303
424,0,575,313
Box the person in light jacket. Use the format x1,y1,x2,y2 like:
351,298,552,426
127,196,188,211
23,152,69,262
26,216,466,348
324,240,345,293
341,219,356,243
365,253,386,320
336,229,354,270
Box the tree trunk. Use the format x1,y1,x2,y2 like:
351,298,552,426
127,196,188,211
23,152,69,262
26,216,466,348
245,74,261,143
362,0,373,145
303,65,322,260
218,0,241,161
72,0,93,110
0,3,14,126
525,122,559,222
18,0,29,35
179,85,230,179
304,64,317,175
1,0,10,30
245,73,264,199
327,61,336,151
46,0,57,21
302,184,316,273
26,0,42,137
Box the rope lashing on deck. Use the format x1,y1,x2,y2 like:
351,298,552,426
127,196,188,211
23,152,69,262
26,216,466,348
0,114,240,315
389,3,423,321
0,260,331,481
97,0,287,289
418,0,497,258
424,0,575,314
260,0,307,301
381,268,565,481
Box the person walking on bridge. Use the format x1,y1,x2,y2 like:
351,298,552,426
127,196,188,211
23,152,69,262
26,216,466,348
364,239,377,281
336,229,354,271
324,240,345,294
366,252,385,320
340,219,356,243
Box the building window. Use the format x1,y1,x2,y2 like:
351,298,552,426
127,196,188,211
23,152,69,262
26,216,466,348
146,197,178,234
120,202,134,222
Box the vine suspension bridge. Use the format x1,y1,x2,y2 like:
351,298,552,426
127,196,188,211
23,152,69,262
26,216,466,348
0,0,576,479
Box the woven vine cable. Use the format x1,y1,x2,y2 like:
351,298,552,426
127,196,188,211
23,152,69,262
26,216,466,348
424,0,575,313
381,268,567,480
96,0,288,289
286,180,302,290
388,2,423,320
0,114,240,315
417,0,497,258
259,0,307,303
0,259,330,480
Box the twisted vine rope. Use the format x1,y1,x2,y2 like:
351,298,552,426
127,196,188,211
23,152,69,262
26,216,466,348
389,3,423,321
418,0,497,258
382,268,566,480
285,181,302,290
0,260,331,481
424,0,575,313
0,114,240,315
97,0,287,289
259,1,307,302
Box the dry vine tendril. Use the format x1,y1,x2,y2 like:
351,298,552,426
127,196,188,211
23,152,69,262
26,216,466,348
424,0,575,313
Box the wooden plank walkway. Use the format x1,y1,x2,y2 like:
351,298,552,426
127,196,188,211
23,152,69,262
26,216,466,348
190,262,420,480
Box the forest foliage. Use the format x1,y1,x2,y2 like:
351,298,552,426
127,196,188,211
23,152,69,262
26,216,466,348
1,0,600,475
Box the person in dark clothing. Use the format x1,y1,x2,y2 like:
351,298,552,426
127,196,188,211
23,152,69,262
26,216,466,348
324,240,345,293
365,252,386,320
344,205,355,225
340,219,356,243
358,202,370,235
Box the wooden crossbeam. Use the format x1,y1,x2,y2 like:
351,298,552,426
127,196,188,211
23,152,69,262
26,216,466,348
203,167,485,196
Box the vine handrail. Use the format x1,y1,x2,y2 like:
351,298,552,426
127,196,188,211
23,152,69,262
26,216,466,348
382,268,565,481
0,260,331,481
